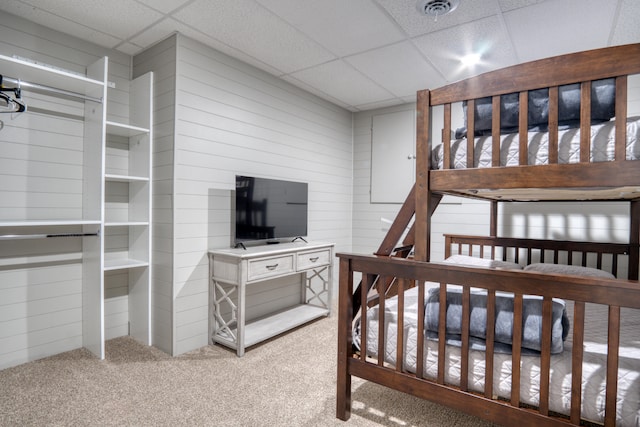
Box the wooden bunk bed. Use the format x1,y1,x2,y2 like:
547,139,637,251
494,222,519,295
336,43,640,427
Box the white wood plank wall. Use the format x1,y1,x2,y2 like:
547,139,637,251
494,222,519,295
0,13,131,369
353,105,409,254
168,35,352,355
353,76,640,268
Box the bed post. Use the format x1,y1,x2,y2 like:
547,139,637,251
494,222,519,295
414,89,431,261
336,256,354,420
630,200,640,280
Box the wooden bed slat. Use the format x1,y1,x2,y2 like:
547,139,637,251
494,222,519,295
548,86,559,164
460,285,471,391
570,301,585,425
630,200,640,281
377,276,387,367
492,95,500,167
467,99,475,168
615,75,628,162
539,297,553,416
360,274,371,364
485,290,496,399
396,278,406,372
511,294,523,407
580,81,592,163
519,91,528,165
605,305,621,426
416,281,426,378
443,103,452,169
438,283,447,384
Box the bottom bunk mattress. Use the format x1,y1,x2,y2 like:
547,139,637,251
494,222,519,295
431,116,640,169
354,284,640,426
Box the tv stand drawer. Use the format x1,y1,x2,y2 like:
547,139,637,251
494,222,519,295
297,248,331,271
247,254,294,281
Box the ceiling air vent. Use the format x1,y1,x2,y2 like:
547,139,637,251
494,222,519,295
416,0,460,18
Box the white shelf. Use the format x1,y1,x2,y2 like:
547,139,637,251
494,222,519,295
105,174,149,182
106,120,149,137
0,220,101,227
243,305,329,348
104,258,149,271
102,71,153,349
0,54,103,96
104,221,149,227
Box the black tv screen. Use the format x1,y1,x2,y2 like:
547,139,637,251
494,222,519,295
234,175,308,244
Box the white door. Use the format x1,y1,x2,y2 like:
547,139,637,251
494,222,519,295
370,109,415,203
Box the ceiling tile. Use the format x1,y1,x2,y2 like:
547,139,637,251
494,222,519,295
1,0,122,48
610,0,640,46
134,0,195,14
345,41,447,97
376,0,500,38
128,17,182,48
354,98,410,112
131,17,285,76
172,0,336,74
116,41,145,56
280,75,353,111
18,0,163,41
497,0,549,12
413,15,517,81
256,0,406,57
504,0,616,62
288,60,396,109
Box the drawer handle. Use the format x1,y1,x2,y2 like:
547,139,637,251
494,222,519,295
309,257,319,262
266,264,279,270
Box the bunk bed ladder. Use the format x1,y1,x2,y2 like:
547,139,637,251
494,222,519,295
351,184,442,315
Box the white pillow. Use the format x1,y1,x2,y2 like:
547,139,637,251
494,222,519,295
524,263,615,278
443,254,523,270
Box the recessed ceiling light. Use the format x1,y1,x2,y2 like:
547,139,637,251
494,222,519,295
416,0,460,19
461,53,481,67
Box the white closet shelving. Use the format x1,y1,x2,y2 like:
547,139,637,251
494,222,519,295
103,71,153,345
0,53,153,368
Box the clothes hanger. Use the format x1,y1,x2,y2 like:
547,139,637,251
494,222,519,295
0,75,27,113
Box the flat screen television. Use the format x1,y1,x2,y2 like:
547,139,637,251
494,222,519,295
233,175,308,246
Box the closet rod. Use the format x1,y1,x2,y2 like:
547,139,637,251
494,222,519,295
2,75,103,104
0,232,100,241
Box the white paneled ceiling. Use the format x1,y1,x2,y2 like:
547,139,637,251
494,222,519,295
0,0,638,111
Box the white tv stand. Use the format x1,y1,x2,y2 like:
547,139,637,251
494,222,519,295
208,241,333,356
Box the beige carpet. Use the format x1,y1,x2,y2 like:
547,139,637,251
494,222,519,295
0,313,494,426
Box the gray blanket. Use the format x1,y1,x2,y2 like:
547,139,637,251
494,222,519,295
425,287,569,355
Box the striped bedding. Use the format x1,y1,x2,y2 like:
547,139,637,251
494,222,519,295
431,116,640,169
354,265,640,426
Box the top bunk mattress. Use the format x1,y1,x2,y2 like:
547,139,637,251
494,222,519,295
431,116,640,170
